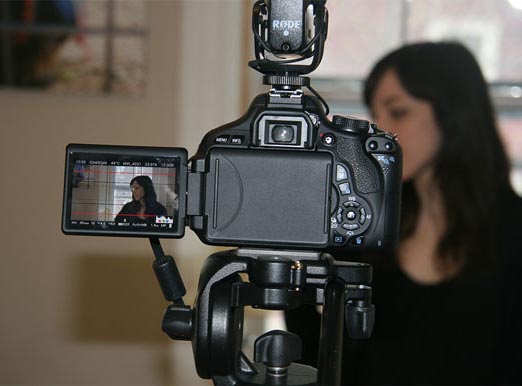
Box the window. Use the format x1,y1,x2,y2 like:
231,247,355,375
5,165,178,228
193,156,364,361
312,0,522,193
0,0,146,96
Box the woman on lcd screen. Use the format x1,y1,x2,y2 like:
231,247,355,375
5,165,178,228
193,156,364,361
115,175,167,224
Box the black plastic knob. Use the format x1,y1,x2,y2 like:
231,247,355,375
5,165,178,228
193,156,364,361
345,302,375,340
162,304,193,341
332,115,370,133
254,330,302,368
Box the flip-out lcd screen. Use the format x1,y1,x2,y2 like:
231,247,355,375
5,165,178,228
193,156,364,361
62,144,187,237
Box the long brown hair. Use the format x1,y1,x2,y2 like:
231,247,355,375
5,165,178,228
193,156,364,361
364,42,511,267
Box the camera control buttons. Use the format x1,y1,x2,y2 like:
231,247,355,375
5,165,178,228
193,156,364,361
214,135,246,146
333,232,346,245
215,135,230,144
339,183,351,195
336,207,344,224
346,210,357,221
336,164,348,181
322,133,336,146
343,223,359,231
351,236,365,246
366,137,397,153
231,135,245,145
336,200,372,232
359,207,367,225
333,198,373,246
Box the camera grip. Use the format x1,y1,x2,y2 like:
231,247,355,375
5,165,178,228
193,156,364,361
336,137,380,194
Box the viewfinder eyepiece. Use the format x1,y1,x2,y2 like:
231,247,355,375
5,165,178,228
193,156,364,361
271,125,295,143
255,113,312,148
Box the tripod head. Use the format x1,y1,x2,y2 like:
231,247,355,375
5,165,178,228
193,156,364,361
151,238,375,386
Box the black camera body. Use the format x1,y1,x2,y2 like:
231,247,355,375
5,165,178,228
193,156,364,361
185,91,401,253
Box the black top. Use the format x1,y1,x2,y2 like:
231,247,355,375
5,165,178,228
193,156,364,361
115,201,168,224
285,189,522,385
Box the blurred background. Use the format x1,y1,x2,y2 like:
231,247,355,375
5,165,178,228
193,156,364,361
1,1,521,385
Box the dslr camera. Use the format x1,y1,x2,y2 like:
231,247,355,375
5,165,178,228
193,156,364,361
62,2,401,255
62,1,402,385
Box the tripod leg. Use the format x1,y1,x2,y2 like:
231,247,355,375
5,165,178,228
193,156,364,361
317,277,346,386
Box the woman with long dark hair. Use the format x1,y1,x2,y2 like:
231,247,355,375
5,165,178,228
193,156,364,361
286,42,522,384
115,175,167,224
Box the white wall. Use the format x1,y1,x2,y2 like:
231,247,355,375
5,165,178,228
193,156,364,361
0,1,252,385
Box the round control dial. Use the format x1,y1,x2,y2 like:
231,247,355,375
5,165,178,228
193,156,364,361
332,115,371,134
331,198,372,240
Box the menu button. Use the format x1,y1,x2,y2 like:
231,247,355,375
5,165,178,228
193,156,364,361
215,135,230,144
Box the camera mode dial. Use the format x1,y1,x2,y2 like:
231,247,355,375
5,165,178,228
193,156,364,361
332,115,370,134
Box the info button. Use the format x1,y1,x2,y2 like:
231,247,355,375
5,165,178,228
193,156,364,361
231,135,245,145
